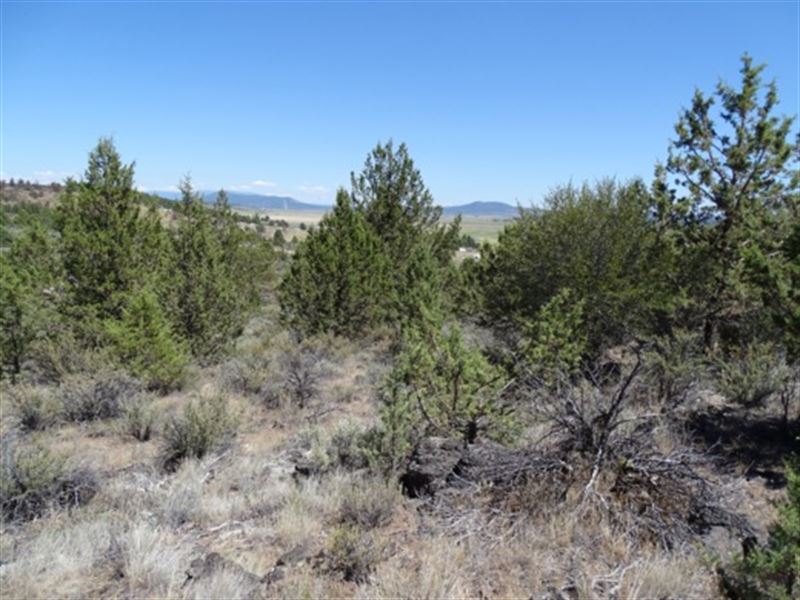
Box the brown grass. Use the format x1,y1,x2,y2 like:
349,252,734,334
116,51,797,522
0,312,784,600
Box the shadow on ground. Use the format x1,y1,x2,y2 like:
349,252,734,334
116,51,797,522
685,406,799,488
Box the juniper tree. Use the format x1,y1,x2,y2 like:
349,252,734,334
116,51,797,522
170,180,267,359
105,286,188,391
350,141,461,327
171,178,231,359
350,140,443,263
654,54,799,353
279,189,390,337
384,321,513,448
481,180,662,354
57,138,170,331
0,221,62,382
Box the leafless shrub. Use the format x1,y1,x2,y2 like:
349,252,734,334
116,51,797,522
283,350,321,408
443,351,751,548
60,371,141,422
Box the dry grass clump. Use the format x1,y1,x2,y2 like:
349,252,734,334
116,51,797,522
338,476,401,530
183,565,258,600
99,459,204,527
356,536,470,599
0,515,117,598
359,508,716,599
117,521,191,598
274,472,354,547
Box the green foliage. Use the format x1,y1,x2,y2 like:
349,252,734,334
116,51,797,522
0,442,65,521
386,322,513,448
0,257,33,382
714,342,792,407
520,288,587,381
326,421,373,470
369,384,418,474
653,54,799,353
324,524,381,583
280,189,390,337
645,329,707,407
171,182,268,359
58,138,170,330
723,458,800,599
162,396,236,470
0,221,61,382
281,142,459,338
104,287,188,391
8,386,61,432
481,180,664,354
351,140,443,263
119,395,156,442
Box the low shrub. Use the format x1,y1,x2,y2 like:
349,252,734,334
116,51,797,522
283,349,320,408
220,356,271,397
645,329,707,409
324,524,382,583
327,422,372,470
715,342,791,407
0,438,97,521
8,385,60,431
119,395,156,442
60,371,141,422
161,396,237,471
338,477,400,530
720,458,800,599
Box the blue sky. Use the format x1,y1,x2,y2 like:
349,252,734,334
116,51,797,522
2,1,798,206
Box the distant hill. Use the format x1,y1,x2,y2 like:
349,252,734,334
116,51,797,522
154,191,517,218
155,190,330,211
442,201,518,218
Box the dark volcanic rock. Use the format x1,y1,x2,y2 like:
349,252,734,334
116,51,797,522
400,437,464,498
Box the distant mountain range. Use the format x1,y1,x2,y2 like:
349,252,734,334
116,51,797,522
441,201,518,218
154,191,517,218
155,190,330,211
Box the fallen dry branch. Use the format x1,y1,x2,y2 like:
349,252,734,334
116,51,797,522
406,355,754,550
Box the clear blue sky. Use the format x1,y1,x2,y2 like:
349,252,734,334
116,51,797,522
2,1,798,206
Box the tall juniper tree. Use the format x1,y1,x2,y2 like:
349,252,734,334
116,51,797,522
653,54,799,353
57,138,170,333
281,141,460,338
